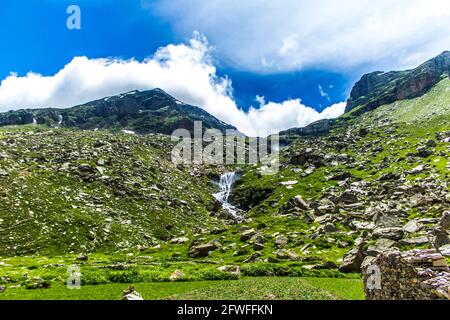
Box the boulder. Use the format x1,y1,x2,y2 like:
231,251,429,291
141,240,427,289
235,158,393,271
275,249,300,261
339,238,366,273
433,231,450,249
188,241,221,258
403,219,422,233
243,252,262,263
240,229,256,242
338,191,359,204
373,227,404,240
366,238,397,257
169,270,185,281
76,254,89,261
274,235,288,248
440,211,450,230
169,237,190,244
218,265,241,278
121,286,144,300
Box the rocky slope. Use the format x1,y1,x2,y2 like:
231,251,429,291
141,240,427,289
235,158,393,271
0,88,236,135
0,127,227,255
0,53,449,282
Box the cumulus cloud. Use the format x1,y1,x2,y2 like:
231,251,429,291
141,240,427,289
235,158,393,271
152,0,450,73
0,34,344,136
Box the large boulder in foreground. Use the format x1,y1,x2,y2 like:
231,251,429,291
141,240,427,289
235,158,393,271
362,249,450,300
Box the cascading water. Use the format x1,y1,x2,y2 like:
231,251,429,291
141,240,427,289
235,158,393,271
212,172,242,221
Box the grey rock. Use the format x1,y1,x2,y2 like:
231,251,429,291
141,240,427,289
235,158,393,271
339,238,366,273
439,211,450,230
240,229,256,242
373,227,404,240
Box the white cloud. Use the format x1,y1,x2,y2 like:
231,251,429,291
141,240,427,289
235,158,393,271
0,34,344,136
152,0,450,73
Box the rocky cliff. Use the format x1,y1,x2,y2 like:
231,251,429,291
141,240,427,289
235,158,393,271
345,51,450,115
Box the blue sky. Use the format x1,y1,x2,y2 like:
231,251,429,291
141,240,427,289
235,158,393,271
0,0,449,135
0,0,351,110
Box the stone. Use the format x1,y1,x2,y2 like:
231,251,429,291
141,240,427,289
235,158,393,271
366,238,397,257
275,249,300,261
121,286,144,300
440,211,450,230
243,252,262,263
338,191,359,204
399,236,429,246
339,239,366,273
0,286,5,293
323,223,338,233
169,270,185,281
188,241,221,258
253,242,265,251
240,229,256,242
372,227,404,240
292,195,310,210
274,235,288,248
433,231,450,249
170,237,190,244
218,265,241,278
76,254,88,261
439,244,450,256
403,219,422,233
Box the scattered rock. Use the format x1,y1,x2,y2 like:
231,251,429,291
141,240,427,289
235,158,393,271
440,211,450,230
188,241,222,258
275,249,300,261
218,265,241,278
240,229,256,242
373,227,404,240
339,238,366,273
121,286,144,300
169,270,185,281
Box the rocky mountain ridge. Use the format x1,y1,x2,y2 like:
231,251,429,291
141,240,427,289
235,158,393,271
0,88,236,135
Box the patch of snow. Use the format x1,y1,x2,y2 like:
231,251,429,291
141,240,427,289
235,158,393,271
122,130,136,135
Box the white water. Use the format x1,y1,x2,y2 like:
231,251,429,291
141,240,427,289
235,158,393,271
212,172,242,221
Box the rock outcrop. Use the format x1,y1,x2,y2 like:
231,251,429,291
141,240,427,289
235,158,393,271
345,51,450,114
363,249,450,300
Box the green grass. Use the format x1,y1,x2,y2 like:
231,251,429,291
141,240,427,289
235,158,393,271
0,277,364,300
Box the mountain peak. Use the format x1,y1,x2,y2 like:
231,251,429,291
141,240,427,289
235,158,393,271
345,51,450,115
0,89,236,134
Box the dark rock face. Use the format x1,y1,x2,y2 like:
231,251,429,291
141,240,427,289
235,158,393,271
0,88,236,135
345,51,450,114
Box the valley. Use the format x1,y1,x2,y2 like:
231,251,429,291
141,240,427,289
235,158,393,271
0,52,449,300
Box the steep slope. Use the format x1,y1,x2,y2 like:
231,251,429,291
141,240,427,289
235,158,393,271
280,51,449,138
0,88,236,135
224,77,449,272
0,127,226,255
345,51,450,115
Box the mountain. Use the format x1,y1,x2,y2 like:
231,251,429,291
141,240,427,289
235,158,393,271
0,88,236,134
0,52,449,295
280,51,450,137
345,51,450,115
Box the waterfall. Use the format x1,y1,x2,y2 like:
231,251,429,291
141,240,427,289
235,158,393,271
213,172,242,221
